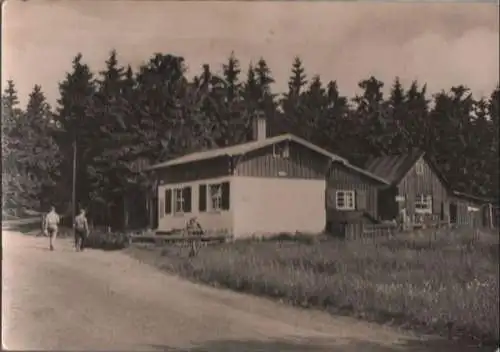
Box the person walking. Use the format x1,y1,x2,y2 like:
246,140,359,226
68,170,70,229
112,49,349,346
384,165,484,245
74,209,89,251
44,206,60,251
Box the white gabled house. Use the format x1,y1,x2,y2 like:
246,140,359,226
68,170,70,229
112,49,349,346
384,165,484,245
146,116,370,238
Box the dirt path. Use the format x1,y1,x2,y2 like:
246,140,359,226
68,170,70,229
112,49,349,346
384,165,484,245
1,232,488,351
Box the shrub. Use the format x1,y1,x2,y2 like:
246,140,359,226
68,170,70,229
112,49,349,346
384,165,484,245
85,230,130,250
247,232,322,245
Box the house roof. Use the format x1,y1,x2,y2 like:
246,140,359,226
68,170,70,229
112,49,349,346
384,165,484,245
147,133,348,170
145,133,388,184
364,150,427,185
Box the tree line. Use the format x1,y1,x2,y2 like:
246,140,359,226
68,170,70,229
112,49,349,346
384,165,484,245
2,51,499,227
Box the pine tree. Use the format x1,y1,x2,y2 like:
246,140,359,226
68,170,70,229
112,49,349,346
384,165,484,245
1,80,22,142
386,77,411,153
301,75,327,142
489,83,499,125
319,80,350,155
3,85,60,211
254,58,275,99
487,84,500,199
216,52,250,146
280,57,308,138
352,76,389,158
287,56,308,97
404,81,430,150
134,53,182,160
54,53,97,215
240,63,261,140
223,52,242,103
2,80,24,212
87,50,128,222
429,86,476,192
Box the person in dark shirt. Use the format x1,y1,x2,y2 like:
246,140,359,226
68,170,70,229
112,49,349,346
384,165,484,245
74,209,89,251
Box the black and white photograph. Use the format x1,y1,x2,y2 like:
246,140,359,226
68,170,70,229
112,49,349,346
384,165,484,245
2,0,499,351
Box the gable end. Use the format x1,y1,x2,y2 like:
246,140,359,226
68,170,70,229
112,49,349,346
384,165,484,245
235,140,331,179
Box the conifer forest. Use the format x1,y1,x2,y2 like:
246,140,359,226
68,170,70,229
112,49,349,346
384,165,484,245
2,51,499,227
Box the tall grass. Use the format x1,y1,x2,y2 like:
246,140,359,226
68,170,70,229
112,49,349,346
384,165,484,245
128,228,499,345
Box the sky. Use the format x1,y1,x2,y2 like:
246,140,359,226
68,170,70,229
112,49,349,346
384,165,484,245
2,0,499,107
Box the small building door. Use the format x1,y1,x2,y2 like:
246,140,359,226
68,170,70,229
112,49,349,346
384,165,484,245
449,202,458,224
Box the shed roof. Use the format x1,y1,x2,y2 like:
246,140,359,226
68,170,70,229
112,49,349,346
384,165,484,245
330,160,390,185
451,191,496,205
364,150,426,185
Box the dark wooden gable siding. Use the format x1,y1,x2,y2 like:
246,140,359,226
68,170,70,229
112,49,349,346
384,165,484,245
396,156,449,219
157,156,231,185
326,162,382,224
235,140,330,180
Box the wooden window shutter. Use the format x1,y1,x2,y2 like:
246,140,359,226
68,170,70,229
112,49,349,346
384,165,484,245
199,184,207,212
183,187,192,212
221,182,230,210
165,189,172,214
326,188,337,208
356,190,367,210
159,199,165,218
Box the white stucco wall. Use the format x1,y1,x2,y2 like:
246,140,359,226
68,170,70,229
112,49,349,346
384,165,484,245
157,176,234,234
232,176,326,238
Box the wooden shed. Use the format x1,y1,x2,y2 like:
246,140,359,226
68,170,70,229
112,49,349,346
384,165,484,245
449,191,496,229
365,150,450,227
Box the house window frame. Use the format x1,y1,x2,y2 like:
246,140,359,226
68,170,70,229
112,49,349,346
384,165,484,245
336,190,356,210
273,141,290,159
415,194,432,214
173,188,185,214
415,160,424,175
208,183,223,212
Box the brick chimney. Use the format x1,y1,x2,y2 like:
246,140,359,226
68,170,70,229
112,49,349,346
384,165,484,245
252,113,267,141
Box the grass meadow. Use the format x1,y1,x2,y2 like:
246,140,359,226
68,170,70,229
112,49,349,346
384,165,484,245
127,227,499,346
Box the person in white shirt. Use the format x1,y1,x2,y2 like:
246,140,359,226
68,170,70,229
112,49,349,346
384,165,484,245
399,207,408,231
44,206,60,251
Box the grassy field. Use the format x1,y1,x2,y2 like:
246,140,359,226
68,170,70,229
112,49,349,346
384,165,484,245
126,228,499,346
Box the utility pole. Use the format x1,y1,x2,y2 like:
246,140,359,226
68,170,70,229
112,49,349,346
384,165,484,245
72,135,77,234
488,203,494,229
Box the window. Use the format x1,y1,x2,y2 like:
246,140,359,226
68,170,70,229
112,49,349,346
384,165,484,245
415,160,424,175
209,184,222,211
273,142,290,158
168,186,192,214
336,190,355,210
199,181,230,212
174,188,184,213
415,195,432,214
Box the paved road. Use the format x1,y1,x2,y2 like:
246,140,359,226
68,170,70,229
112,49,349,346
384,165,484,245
1,232,487,351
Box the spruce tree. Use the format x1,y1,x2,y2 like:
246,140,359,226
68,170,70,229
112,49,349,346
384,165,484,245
54,53,96,214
